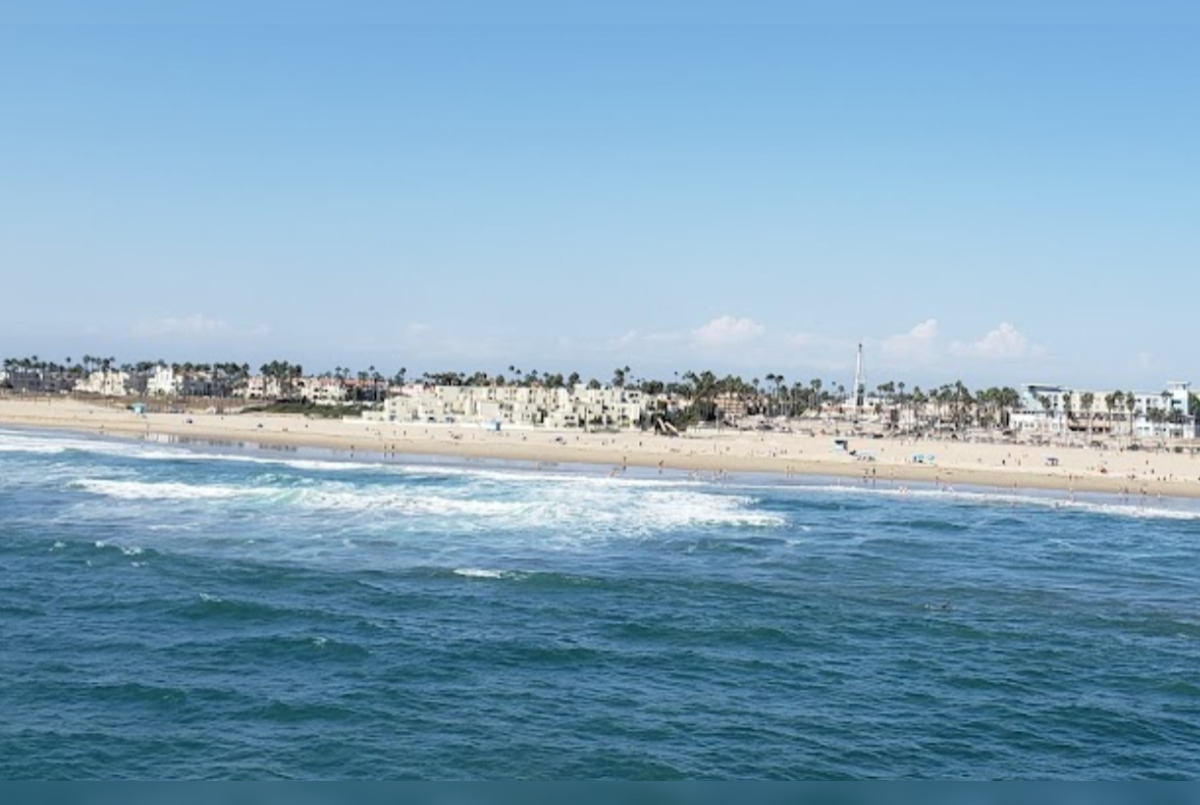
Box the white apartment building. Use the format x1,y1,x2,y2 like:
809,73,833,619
295,377,348,406
242,375,284,401
145,366,183,397
75,370,136,397
1010,381,1198,439
145,366,224,397
381,384,649,430
0,369,76,394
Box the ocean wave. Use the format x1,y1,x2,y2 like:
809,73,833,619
755,480,1200,522
289,487,525,517
453,568,508,579
67,473,785,532
1,428,717,486
73,479,247,501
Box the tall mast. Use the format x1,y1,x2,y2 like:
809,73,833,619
853,342,865,411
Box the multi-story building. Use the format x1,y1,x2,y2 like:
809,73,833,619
381,384,649,429
145,366,183,397
241,375,283,401
295,377,348,406
144,366,228,398
1010,381,1198,439
0,369,77,394
75,370,137,397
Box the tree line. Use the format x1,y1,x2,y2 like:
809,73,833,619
5,354,1198,429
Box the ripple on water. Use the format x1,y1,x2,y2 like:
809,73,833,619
4,428,1200,778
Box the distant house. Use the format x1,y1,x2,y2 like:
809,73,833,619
381,384,650,430
242,375,284,401
76,370,136,397
295,376,349,406
1,368,75,394
1009,381,1198,439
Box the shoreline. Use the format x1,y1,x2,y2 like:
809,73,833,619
2,398,1200,499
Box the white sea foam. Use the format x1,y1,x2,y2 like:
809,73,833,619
11,428,1200,525
68,472,784,533
0,429,375,470
292,487,525,517
0,430,169,458
510,485,785,532
454,568,506,579
1,429,718,496
753,479,1200,523
772,481,1200,521
73,479,247,501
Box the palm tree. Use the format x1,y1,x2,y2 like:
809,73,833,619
1126,390,1138,440
1003,387,1021,430
953,380,973,431
1081,391,1095,439
1038,394,1053,433
911,387,927,432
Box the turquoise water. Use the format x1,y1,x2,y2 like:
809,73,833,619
3,427,1200,779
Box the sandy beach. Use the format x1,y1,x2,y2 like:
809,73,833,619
2,396,1200,499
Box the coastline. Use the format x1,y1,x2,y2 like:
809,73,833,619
3,397,1200,499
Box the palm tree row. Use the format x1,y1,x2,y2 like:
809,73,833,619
5,354,1198,431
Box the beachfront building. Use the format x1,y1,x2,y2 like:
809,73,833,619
143,365,228,398
1009,381,1198,439
145,365,187,397
241,375,284,401
548,385,647,429
75,369,139,397
381,384,649,430
0,367,77,394
712,391,758,421
294,376,349,406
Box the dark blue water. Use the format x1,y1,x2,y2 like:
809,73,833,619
3,427,1200,779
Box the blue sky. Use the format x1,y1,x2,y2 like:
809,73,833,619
1,18,1197,389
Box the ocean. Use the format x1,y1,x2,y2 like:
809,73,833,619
2,426,1200,779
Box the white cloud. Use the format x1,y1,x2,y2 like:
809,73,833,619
950,322,1041,360
598,329,685,352
405,322,432,339
690,315,766,348
132,313,269,340
787,331,857,371
1134,351,1158,371
606,329,641,349
879,318,940,365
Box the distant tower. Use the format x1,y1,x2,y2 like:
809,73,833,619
853,342,866,410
